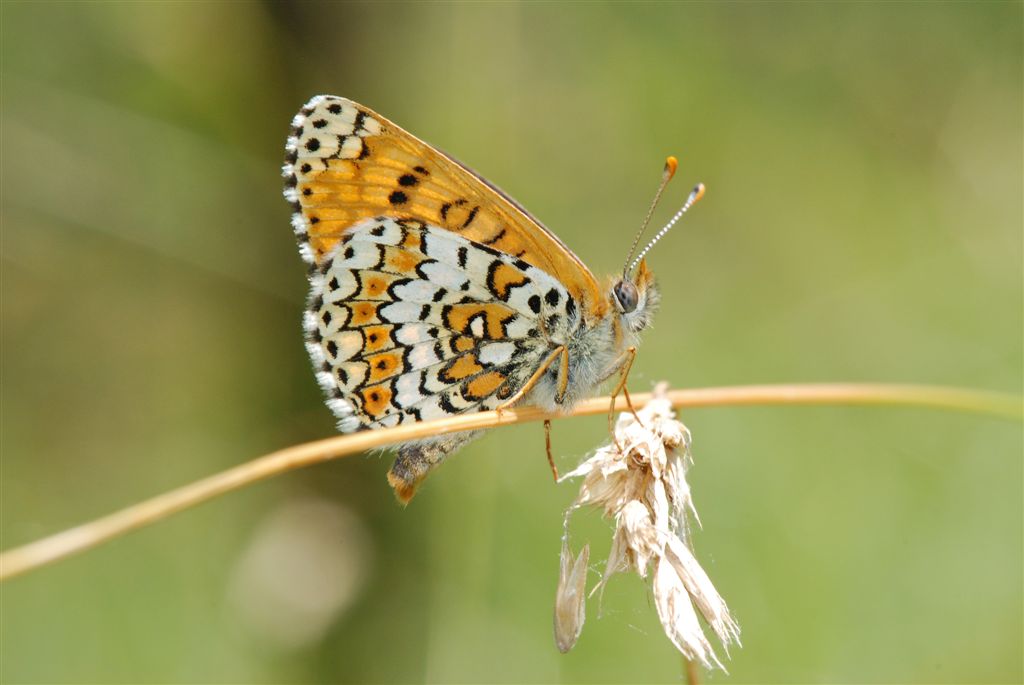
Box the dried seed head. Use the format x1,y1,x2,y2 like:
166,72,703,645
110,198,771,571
558,384,740,670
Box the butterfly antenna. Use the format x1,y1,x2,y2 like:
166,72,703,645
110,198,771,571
628,182,705,275
622,156,678,278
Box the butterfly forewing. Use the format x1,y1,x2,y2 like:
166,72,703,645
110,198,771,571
284,95,606,322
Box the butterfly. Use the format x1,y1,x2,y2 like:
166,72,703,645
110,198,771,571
282,95,703,503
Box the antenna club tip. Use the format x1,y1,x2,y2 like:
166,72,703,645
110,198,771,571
692,183,706,204
664,156,678,180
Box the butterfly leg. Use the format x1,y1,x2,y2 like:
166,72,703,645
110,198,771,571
544,419,559,481
495,345,567,413
607,346,642,449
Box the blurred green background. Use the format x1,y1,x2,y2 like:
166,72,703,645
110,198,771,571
2,2,1021,683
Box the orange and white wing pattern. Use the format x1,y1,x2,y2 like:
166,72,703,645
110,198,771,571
282,95,606,322
283,96,587,436
302,216,580,433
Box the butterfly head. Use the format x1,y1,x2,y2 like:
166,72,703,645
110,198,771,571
611,258,659,333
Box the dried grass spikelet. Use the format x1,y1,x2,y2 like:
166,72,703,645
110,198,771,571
553,535,589,654
555,383,740,670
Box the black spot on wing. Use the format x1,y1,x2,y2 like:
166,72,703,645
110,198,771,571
353,110,367,134
461,206,480,228
438,391,459,415
565,296,577,321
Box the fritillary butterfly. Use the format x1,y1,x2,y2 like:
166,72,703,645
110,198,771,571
282,95,701,503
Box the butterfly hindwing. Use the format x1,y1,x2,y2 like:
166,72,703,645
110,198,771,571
305,217,580,433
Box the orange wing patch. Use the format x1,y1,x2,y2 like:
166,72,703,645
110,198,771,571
361,385,393,418
487,262,529,301
365,350,404,383
362,325,393,353
453,335,476,353
348,302,380,327
284,96,607,322
443,303,517,339
439,354,484,383
465,371,507,401
356,271,400,300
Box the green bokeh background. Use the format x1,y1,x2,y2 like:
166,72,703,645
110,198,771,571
2,2,1021,683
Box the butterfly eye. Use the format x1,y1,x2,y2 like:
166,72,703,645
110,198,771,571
613,280,639,313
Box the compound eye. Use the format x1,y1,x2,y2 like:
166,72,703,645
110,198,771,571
613,280,638,313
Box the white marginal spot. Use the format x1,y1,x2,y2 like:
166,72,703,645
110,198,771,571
326,397,354,417
320,304,349,334
316,371,336,393
303,310,319,333
283,187,299,203
331,242,380,270
338,361,368,391
291,213,309,235
333,330,363,361
298,243,315,264
323,272,359,301
306,342,326,366
337,416,361,432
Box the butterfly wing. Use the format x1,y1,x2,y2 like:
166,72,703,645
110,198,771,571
304,217,580,434
283,95,608,323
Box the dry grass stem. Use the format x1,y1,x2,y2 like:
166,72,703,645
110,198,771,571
1,383,1018,582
